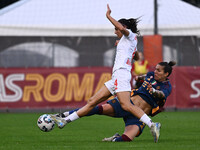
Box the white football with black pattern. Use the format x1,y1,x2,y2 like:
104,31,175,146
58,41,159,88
37,114,55,132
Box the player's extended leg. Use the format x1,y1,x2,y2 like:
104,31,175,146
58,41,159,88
116,92,161,143
117,92,154,127
50,85,112,128
56,103,115,118
77,85,112,117
116,92,145,119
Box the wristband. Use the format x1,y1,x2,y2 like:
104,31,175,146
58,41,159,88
152,88,156,93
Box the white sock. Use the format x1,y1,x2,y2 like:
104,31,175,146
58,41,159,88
63,112,69,117
140,114,153,128
64,112,79,123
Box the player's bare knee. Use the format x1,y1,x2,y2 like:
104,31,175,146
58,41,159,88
87,98,98,107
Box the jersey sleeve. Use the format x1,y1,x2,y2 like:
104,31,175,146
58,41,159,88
161,82,172,100
127,29,136,40
145,72,154,79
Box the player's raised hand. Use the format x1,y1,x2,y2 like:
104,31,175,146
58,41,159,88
106,4,111,17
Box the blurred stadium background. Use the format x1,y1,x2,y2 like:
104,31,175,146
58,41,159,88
0,0,200,112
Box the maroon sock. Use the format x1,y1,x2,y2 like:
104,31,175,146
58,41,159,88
121,134,132,142
98,105,103,114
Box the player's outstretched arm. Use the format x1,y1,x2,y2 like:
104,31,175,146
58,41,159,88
135,74,146,82
106,4,129,36
147,82,165,100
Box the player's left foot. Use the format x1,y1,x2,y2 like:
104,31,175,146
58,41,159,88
150,122,161,143
102,133,120,142
50,114,67,129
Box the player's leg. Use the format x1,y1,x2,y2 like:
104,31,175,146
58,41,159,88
56,103,114,118
102,105,145,142
76,85,112,117
114,69,151,124
103,98,140,142
116,92,144,119
117,92,152,125
123,125,140,140
112,125,139,142
116,92,154,128
112,105,145,142
103,126,138,142
117,92,161,142
50,85,112,128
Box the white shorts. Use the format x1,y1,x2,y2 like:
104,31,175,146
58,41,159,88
104,69,131,95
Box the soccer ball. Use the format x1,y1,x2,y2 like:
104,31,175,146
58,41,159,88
37,114,55,132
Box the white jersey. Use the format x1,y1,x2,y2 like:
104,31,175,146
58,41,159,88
112,29,137,73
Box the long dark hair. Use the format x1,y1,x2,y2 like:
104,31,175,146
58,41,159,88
158,61,176,77
118,18,140,35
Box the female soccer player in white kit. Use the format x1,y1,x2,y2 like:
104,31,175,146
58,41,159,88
51,4,160,142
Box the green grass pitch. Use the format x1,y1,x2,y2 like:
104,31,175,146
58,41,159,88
0,111,199,150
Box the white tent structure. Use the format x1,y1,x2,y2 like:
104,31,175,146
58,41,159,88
0,42,79,67
0,0,200,36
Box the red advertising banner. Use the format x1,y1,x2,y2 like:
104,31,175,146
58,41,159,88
0,67,200,110
0,67,112,109
175,67,200,108
165,67,200,108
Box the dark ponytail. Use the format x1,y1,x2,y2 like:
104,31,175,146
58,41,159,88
158,61,176,77
118,18,140,35
168,61,176,67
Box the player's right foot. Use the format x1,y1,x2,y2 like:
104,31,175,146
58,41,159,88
150,122,161,143
50,114,67,129
51,113,66,118
102,133,120,142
